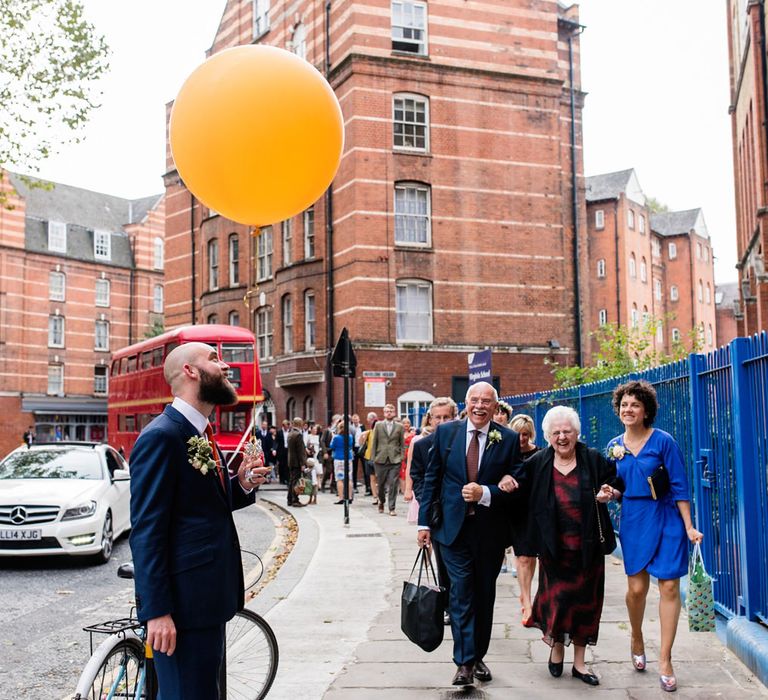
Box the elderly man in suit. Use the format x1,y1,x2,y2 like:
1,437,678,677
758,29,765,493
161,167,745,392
287,416,308,507
129,342,269,700
371,403,405,515
418,381,524,687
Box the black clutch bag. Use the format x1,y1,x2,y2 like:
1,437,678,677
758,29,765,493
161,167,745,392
647,464,670,500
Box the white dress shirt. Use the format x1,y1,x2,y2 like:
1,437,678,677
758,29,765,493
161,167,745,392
466,421,492,508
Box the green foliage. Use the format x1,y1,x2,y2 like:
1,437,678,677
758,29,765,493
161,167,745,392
549,315,702,389
0,0,109,181
144,318,165,339
645,196,670,214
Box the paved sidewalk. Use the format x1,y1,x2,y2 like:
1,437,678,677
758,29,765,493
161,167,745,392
253,487,768,699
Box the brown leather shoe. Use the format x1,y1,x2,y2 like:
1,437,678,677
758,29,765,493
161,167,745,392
473,659,492,682
452,663,474,686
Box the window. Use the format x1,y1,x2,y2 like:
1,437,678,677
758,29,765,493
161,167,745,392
652,238,661,257
396,280,432,343
257,227,273,281
391,1,427,55
595,209,604,229
627,209,635,229
707,324,714,346
286,397,296,420
153,237,164,270
228,310,240,326
697,242,702,259
207,313,218,324
596,259,606,278
47,364,64,396
668,242,677,259
393,94,429,151
95,278,110,307
208,239,219,290
671,327,681,343
304,291,316,350
48,221,66,252
256,306,273,360
153,284,163,313
654,278,662,301
94,366,108,395
631,304,639,328
229,234,240,286
303,396,314,422
304,208,315,259
253,0,270,37
94,230,111,260
282,295,293,353
95,320,110,351
698,280,703,302
398,390,434,424
394,182,430,245
291,22,306,60
639,214,646,234
704,246,709,262
282,219,292,266
49,272,65,301
670,285,679,301
629,253,636,278
598,309,608,326
48,315,65,348
642,306,650,326
706,283,711,304
640,257,647,283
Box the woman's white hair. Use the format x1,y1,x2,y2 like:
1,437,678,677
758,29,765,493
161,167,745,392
541,405,581,443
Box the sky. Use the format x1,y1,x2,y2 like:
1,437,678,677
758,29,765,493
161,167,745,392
33,0,739,284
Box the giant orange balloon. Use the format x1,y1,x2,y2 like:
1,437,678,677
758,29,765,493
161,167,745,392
169,45,344,226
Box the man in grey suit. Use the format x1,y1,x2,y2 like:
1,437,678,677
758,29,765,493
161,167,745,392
370,403,405,515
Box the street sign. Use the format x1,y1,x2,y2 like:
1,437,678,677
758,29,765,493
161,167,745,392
468,349,492,385
331,327,357,378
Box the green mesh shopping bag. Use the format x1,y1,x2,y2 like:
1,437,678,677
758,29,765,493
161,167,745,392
687,542,716,632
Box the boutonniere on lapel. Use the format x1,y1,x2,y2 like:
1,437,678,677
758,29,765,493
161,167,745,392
607,443,626,461
187,436,217,475
487,429,502,446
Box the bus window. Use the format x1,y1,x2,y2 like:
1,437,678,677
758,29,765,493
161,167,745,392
118,414,126,431
125,415,136,432
221,343,254,364
141,351,152,370
227,367,241,388
152,347,164,366
110,360,120,377
126,355,138,373
166,341,180,356
221,409,248,433
138,413,153,429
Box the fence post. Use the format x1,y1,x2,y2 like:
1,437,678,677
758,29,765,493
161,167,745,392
686,352,707,552
729,337,762,620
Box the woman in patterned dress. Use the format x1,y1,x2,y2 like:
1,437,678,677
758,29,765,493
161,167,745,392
601,380,703,693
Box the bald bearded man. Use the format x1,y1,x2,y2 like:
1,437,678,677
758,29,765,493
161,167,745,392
129,342,269,699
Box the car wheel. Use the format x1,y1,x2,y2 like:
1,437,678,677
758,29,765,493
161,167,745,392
94,511,113,565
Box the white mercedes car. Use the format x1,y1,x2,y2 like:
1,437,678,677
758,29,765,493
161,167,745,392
0,442,131,564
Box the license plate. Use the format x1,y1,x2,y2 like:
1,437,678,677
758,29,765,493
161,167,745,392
0,529,42,541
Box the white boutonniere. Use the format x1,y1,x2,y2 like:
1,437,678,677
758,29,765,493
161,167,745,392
487,429,502,446
187,435,217,475
607,443,626,460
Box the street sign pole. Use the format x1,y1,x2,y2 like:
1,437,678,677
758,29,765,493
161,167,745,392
330,328,357,526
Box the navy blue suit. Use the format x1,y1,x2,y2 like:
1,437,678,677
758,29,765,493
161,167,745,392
418,420,524,666
129,405,254,699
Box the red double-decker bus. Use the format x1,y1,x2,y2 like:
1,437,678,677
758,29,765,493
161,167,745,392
108,325,263,461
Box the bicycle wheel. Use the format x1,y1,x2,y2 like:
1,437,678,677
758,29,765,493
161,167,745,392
79,638,147,699
225,609,279,700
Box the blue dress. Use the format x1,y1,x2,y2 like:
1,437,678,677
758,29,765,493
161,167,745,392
606,429,690,579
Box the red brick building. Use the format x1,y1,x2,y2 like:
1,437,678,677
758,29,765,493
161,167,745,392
585,169,717,354
727,0,768,334
164,0,589,423
0,171,164,457
716,281,740,346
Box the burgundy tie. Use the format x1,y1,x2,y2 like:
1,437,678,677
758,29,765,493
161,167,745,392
204,424,226,490
466,429,480,515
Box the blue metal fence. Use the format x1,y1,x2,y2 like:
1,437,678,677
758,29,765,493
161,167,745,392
502,333,768,624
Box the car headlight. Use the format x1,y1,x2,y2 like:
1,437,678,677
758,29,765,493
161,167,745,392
61,501,97,521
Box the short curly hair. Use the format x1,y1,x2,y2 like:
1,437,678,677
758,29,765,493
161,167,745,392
612,380,658,427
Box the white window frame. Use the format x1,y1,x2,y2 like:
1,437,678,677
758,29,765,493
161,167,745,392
48,221,67,252
153,284,164,314
670,285,679,302
598,309,608,326
672,327,681,343
595,209,605,230
669,242,677,259
652,238,661,257
391,0,428,56
153,237,164,270
49,271,65,301
228,310,240,326
253,0,270,38
304,291,316,350
627,208,635,229
291,22,306,60
95,278,110,307
256,306,273,360
95,320,110,351
257,227,273,281
394,182,431,246
706,283,711,304
303,396,314,422
207,313,218,325
393,93,429,152
48,315,65,348
396,279,433,344
94,229,111,260
654,278,662,301
631,306,639,328
629,254,636,278
282,219,292,266
640,258,647,283
639,214,646,234
656,321,664,343
397,390,434,425
208,239,219,291
698,280,704,302
697,242,702,259
304,208,315,259
596,259,606,278
94,366,108,395
47,364,64,396
229,234,240,286
282,295,293,354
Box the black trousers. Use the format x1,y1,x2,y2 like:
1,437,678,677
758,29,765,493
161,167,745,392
287,466,302,504
154,624,225,700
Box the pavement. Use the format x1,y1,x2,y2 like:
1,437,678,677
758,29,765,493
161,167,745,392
249,484,768,699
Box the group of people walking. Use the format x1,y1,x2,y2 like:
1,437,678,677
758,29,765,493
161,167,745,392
415,379,703,692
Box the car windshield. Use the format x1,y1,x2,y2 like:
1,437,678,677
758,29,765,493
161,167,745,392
0,449,102,480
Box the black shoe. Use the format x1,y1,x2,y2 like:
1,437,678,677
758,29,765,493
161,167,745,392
572,667,599,686
334,500,344,505
289,502,305,507
548,648,564,678
473,659,492,682
452,664,474,686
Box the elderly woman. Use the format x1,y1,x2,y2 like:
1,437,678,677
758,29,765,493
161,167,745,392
503,405,616,686
602,380,702,693
507,413,540,623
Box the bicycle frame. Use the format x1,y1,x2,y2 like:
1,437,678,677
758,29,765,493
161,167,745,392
73,627,146,699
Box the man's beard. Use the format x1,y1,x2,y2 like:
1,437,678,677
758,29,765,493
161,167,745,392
198,367,238,405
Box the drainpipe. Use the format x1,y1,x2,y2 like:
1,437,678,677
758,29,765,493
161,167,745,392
324,0,335,424
190,192,197,324
614,200,621,323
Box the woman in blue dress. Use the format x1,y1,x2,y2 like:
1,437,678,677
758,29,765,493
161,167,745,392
600,380,702,693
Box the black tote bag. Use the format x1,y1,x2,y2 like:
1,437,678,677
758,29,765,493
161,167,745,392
401,547,446,652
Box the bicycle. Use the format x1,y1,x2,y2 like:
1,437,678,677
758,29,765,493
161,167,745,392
72,562,279,699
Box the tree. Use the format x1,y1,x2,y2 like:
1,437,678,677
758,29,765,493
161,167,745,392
645,196,670,214
0,0,109,180
549,315,702,389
